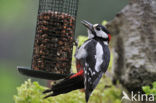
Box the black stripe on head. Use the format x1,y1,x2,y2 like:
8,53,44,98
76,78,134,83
97,24,110,34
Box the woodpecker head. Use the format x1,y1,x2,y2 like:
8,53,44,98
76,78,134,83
81,20,111,43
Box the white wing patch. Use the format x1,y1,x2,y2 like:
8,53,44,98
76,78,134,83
75,40,91,59
94,42,104,72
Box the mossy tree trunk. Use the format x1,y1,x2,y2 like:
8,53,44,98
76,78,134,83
107,0,156,93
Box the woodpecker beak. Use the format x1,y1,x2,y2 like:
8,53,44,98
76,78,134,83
81,20,93,31
81,20,96,35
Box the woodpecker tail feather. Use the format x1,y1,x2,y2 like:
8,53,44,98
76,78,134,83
43,75,84,98
85,91,91,103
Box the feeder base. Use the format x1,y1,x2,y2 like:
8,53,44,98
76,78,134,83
17,66,68,80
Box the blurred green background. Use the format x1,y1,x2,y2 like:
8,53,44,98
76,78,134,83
0,0,128,103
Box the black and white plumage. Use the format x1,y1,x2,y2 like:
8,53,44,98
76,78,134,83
43,20,111,103
82,39,110,102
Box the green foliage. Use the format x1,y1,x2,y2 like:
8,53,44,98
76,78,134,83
89,77,121,103
102,20,108,26
14,78,121,103
142,81,156,100
14,36,122,103
14,79,53,103
77,36,88,47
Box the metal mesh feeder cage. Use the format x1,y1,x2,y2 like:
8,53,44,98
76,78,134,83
17,0,79,80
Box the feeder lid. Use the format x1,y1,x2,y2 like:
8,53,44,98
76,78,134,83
17,66,69,80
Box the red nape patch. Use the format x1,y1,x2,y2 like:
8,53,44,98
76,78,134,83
70,69,84,79
108,34,111,41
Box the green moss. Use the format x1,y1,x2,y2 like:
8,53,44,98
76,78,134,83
14,79,53,103
14,77,121,103
142,81,156,100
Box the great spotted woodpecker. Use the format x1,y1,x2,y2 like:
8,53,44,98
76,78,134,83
43,20,111,103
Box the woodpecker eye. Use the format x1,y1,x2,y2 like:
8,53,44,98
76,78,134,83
96,27,100,31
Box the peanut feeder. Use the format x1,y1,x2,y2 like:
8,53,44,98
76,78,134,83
18,0,79,80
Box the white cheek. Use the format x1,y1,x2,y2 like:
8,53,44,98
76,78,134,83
95,29,108,38
102,31,108,38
